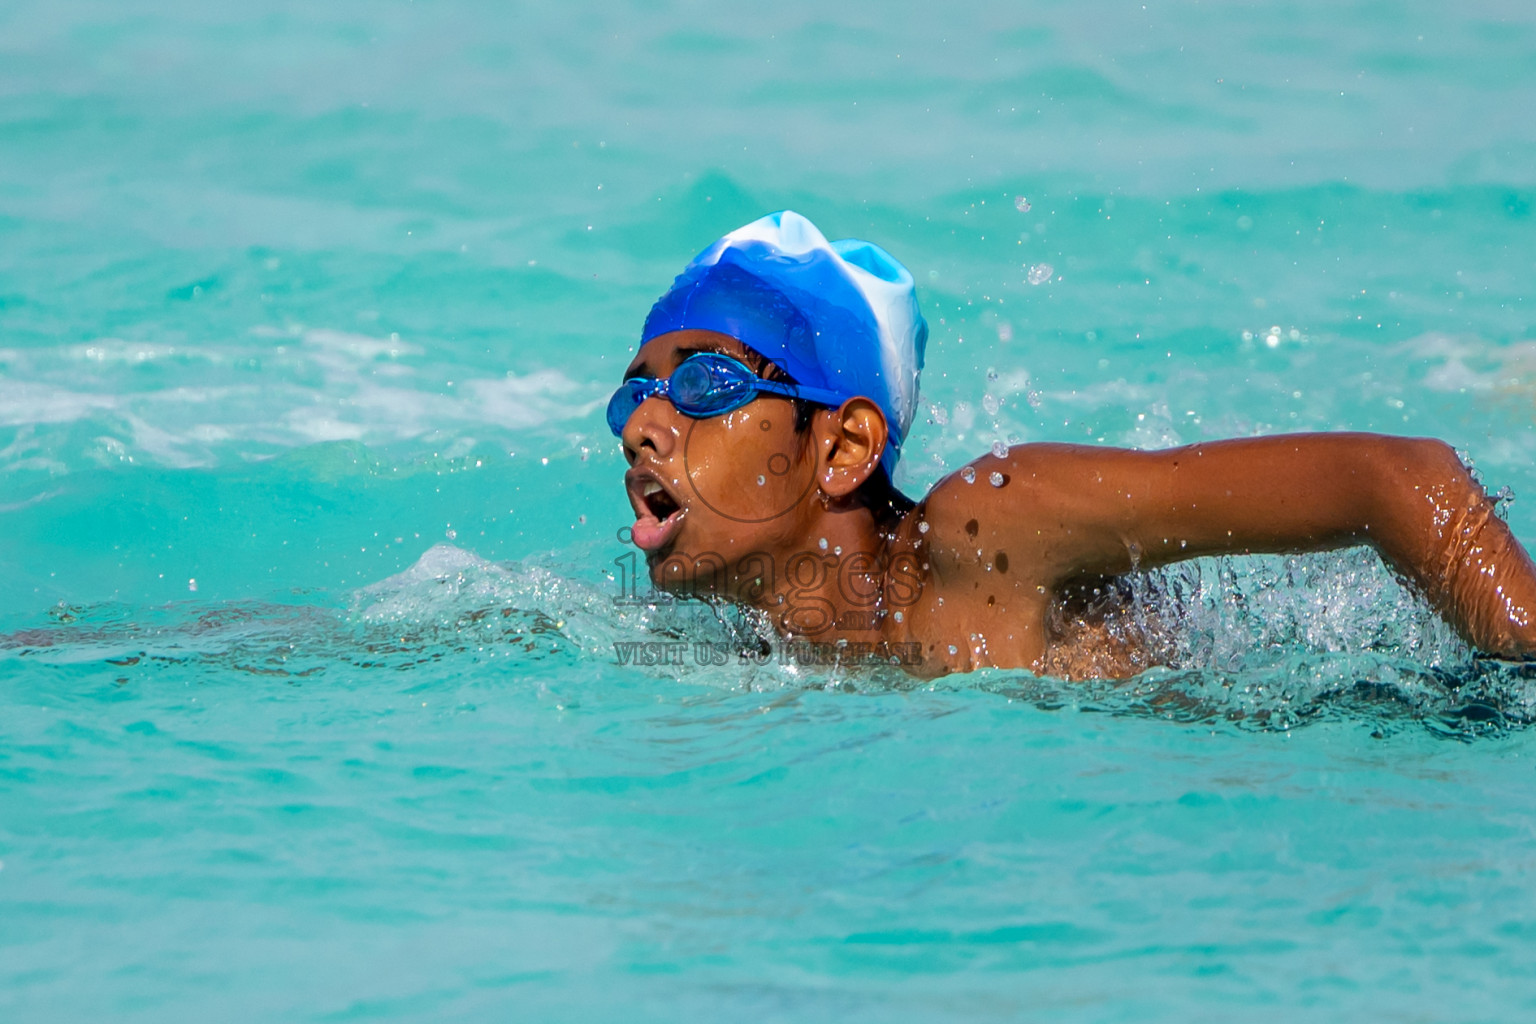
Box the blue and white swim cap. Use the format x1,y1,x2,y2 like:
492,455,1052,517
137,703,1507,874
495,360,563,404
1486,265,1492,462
640,210,928,475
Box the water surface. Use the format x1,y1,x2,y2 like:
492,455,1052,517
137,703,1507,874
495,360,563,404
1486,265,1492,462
4,2,1536,1020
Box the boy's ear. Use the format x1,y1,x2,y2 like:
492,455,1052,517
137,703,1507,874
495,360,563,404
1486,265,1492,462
813,398,888,498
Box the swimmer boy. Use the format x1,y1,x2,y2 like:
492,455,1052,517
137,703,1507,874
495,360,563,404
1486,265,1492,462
611,211,1536,678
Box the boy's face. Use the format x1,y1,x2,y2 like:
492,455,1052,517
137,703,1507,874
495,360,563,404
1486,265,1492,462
618,330,822,593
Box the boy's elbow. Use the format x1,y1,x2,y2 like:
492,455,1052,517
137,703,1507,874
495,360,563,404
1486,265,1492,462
1361,435,1488,552
1408,436,1462,474
1368,436,1466,491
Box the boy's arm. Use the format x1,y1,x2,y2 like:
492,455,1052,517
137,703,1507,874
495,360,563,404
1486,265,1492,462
925,433,1536,657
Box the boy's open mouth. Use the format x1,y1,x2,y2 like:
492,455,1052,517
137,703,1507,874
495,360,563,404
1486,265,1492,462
625,467,685,553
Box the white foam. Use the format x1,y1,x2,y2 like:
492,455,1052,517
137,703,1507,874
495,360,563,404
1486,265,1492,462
0,380,116,426
0,324,601,470
300,327,423,361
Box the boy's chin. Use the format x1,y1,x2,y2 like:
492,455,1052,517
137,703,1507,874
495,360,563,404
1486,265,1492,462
645,552,695,588
646,548,737,598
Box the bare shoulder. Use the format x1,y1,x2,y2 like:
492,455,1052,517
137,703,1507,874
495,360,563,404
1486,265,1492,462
908,443,1128,580
918,442,1149,527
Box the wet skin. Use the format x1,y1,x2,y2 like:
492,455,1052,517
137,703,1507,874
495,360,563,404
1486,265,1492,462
621,330,1536,678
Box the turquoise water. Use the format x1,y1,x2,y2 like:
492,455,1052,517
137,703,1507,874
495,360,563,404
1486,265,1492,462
5,1,1536,1019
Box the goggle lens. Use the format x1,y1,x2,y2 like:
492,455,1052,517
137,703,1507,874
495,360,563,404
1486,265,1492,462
605,380,649,436
607,354,762,436
671,356,753,415
668,358,716,408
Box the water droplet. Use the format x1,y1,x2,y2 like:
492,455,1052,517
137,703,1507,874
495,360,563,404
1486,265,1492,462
983,394,1000,415
991,440,1008,459
989,471,1005,487
893,611,904,623
833,546,843,556
918,521,930,534
757,475,766,486
948,644,959,655
1027,263,1054,285
818,537,828,550
961,466,976,484
1014,196,1031,213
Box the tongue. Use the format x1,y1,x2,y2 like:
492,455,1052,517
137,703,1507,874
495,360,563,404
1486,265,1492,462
631,512,674,552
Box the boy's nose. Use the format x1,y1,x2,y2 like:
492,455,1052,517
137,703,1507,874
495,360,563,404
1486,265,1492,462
620,396,678,464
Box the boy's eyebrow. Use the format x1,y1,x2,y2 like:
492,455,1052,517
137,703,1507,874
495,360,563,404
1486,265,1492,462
623,344,725,381
622,353,666,381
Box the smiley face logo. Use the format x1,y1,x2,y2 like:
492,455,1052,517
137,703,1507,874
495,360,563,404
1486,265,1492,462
681,414,818,524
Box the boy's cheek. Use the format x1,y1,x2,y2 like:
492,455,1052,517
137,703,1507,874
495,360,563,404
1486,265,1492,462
682,433,815,526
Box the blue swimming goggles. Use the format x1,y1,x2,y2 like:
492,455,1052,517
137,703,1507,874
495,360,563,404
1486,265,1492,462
606,352,846,437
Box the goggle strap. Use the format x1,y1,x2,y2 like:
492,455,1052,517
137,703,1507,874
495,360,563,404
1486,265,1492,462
753,379,847,407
